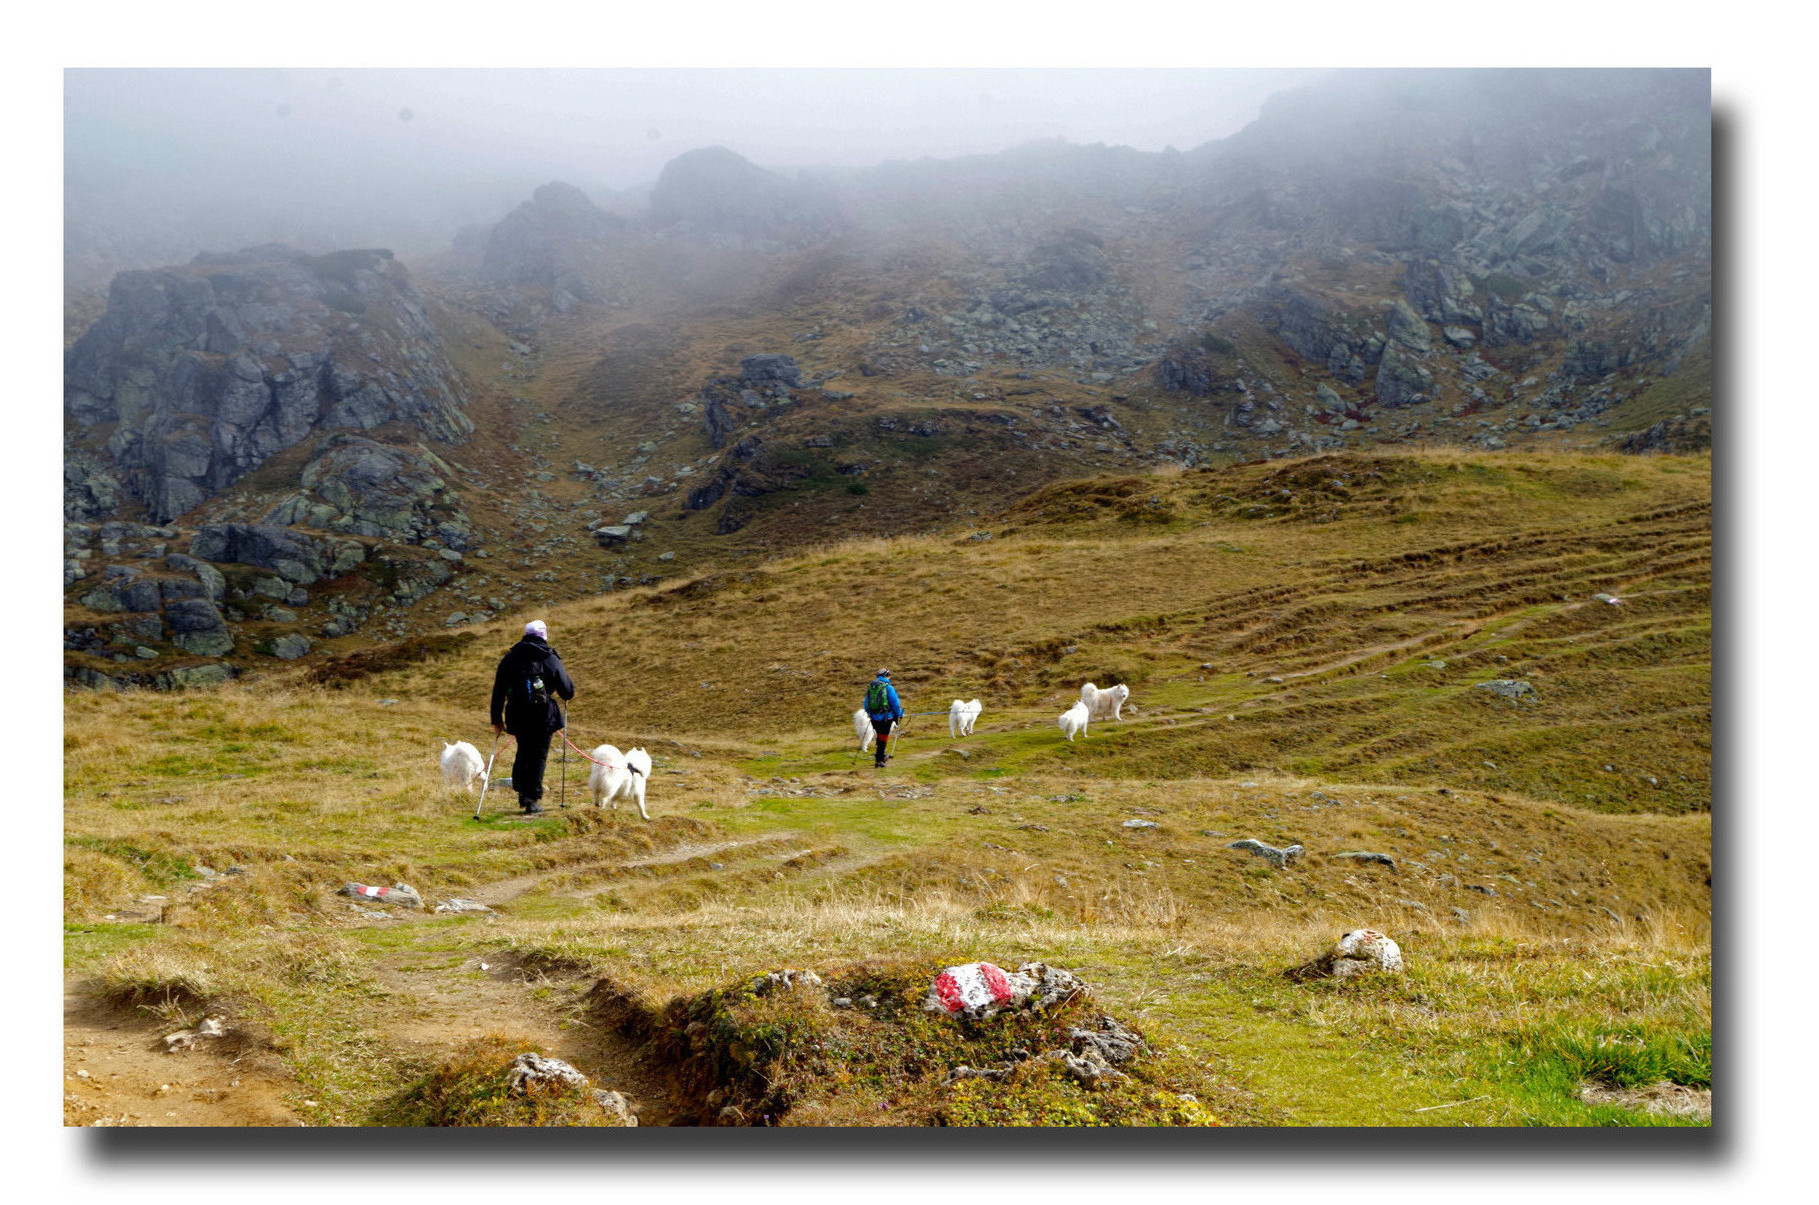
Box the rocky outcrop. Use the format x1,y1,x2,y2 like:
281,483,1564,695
1154,333,1244,396
696,354,805,451
479,181,624,297
649,147,843,241
263,435,472,549
1483,293,1552,347
187,523,361,585
1258,287,1384,384
1018,228,1110,293
65,245,471,522
1401,261,1481,326
1617,409,1710,454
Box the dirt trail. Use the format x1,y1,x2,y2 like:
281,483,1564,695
370,951,679,1126
466,834,798,906
63,982,300,1127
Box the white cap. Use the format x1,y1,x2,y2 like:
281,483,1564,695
525,620,548,638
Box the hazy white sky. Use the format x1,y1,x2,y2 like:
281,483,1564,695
66,67,1320,187
61,67,1324,264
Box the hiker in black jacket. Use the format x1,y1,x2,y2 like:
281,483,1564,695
489,620,576,814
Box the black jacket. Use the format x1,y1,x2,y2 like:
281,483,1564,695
490,636,576,735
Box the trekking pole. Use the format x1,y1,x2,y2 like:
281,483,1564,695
558,702,569,809
475,732,504,821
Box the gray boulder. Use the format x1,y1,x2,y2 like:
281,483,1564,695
739,354,802,387
265,634,311,660
164,597,234,655
164,554,226,601
1375,344,1434,408
1386,299,1433,352
1475,679,1538,701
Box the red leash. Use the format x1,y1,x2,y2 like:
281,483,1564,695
560,728,626,770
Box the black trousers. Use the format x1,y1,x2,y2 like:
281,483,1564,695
511,727,555,805
870,717,894,766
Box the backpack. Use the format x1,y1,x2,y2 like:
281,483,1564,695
864,680,890,714
522,650,551,708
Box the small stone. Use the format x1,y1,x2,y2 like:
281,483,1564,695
1228,839,1304,869
1121,818,1158,829
1329,850,1395,868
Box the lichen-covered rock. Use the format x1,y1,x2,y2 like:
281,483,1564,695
506,1052,590,1094
1475,678,1538,701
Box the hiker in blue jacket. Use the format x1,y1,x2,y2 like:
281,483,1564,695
863,669,904,768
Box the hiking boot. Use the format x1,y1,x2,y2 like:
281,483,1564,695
520,800,544,815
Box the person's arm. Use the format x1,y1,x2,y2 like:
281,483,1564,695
890,684,904,720
490,655,509,733
550,652,576,702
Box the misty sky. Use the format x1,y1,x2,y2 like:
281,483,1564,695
64,68,1320,266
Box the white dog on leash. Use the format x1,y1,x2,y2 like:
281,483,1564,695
853,707,876,753
948,698,983,737
588,744,653,819
439,740,486,793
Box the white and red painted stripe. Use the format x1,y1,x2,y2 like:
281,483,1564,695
930,962,1018,1014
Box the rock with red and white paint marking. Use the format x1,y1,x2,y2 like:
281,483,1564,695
925,962,1028,1017
1334,928,1402,974
924,961,1089,1019
337,881,423,908
1284,928,1404,981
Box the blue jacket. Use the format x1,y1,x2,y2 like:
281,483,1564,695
866,677,903,721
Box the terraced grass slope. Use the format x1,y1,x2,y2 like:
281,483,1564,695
369,448,1710,815
62,447,1709,1127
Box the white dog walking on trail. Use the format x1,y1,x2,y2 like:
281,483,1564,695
853,707,876,753
948,698,983,738
588,744,653,819
1080,682,1130,721
439,740,486,793
1058,699,1090,741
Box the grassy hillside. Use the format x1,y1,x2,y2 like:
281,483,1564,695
62,448,1710,1128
